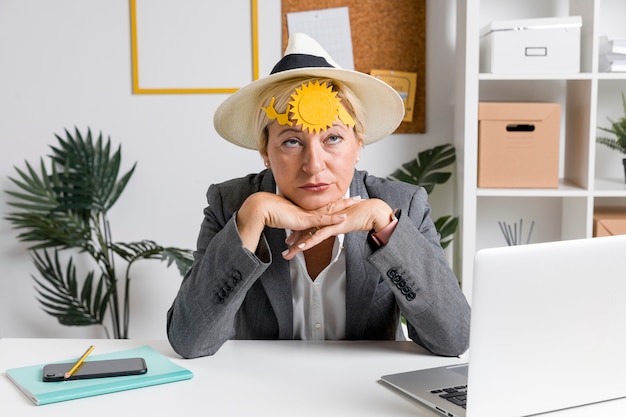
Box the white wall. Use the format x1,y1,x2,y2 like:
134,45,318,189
0,0,458,339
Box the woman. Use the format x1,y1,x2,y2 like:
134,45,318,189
167,33,470,358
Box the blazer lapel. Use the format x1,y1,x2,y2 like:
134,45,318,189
344,231,379,339
257,170,293,339
345,172,378,339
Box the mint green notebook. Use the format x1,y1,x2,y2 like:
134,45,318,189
5,345,193,405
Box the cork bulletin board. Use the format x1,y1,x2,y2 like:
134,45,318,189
281,0,426,133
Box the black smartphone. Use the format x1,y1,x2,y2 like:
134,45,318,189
42,357,148,382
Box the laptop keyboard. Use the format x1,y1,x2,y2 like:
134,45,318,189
430,385,467,409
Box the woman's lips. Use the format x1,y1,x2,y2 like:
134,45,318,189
300,183,330,192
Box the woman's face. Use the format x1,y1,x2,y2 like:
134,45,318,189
265,119,362,210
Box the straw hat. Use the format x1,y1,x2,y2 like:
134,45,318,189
213,32,404,150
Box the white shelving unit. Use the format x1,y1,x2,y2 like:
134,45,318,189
454,0,626,301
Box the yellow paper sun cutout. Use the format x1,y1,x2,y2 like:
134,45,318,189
261,97,290,126
261,81,355,133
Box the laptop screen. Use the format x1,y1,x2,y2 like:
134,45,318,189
467,235,626,417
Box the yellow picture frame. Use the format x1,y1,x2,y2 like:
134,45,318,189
130,0,259,94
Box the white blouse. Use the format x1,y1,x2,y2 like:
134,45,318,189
289,232,347,340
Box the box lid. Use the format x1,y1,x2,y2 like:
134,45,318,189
480,16,582,37
478,102,561,122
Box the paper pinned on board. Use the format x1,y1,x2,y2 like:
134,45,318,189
286,7,354,70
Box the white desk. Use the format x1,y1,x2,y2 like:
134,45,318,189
2,338,626,416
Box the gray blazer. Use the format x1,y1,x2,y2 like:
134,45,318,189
167,170,470,358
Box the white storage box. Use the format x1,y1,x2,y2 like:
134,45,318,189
480,16,582,74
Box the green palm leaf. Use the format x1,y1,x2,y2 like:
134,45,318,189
6,159,91,249
597,92,626,154
31,249,109,326
48,128,136,214
111,240,193,276
5,211,89,250
161,247,194,276
5,127,193,338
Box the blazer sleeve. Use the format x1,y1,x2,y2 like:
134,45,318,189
367,185,471,357
166,183,271,358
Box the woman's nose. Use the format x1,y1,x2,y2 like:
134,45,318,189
302,143,325,174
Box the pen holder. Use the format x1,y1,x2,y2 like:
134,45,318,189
498,219,535,246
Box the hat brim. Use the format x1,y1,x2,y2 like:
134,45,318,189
213,66,405,150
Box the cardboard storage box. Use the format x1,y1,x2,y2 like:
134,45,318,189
480,16,582,74
593,207,626,237
478,102,561,188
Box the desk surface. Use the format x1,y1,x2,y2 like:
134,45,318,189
2,338,625,416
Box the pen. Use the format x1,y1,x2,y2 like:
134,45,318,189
64,345,95,380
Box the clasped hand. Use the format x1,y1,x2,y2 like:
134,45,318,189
236,192,394,260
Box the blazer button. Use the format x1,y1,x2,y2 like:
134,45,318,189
406,292,416,301
387,268,398,278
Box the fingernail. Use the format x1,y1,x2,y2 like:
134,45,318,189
281,249,289,257
298,243,305,249
338,214,347,219
352,195,362,201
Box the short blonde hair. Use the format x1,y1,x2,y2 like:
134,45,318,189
254,77,365,156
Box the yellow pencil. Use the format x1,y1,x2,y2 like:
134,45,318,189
64,345,95,380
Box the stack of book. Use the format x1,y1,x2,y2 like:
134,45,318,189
599,36,626,72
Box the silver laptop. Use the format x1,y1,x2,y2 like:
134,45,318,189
381,234,626,417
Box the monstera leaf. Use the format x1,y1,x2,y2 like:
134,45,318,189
389,143,458,249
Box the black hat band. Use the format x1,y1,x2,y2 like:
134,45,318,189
270,53,335,74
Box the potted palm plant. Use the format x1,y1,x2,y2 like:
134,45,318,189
5,128,193,338
597,92,626,183
388,143,458,249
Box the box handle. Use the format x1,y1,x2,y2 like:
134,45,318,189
506,124,535,132
525,47,547,56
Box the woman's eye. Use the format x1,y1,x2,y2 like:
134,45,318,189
283,138,301,147
325,135,343,144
